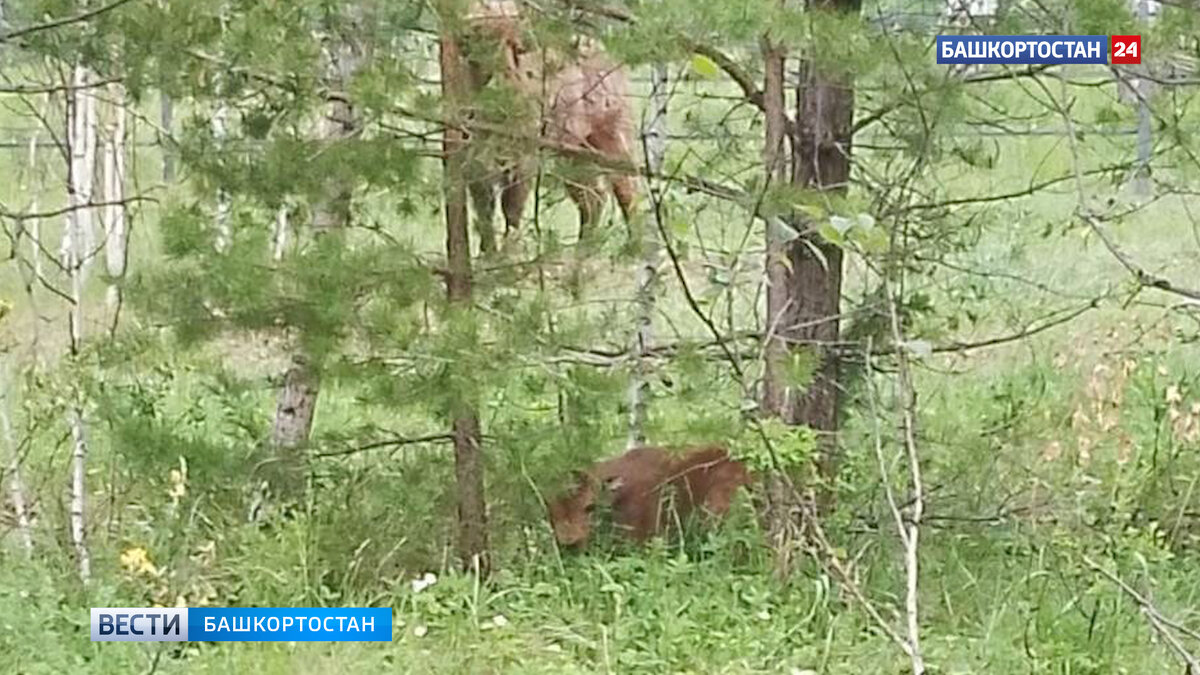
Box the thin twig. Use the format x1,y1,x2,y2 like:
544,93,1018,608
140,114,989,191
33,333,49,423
313,433,457,459
0,0,139,43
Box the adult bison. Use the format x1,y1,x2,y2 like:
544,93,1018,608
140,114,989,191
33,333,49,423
461,1,637,253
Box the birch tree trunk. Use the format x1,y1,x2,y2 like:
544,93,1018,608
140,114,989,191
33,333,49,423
211,102,232,253
64,62,96,583
272,205,289,261
0,374,33,555
440,27,489,573
28,132,42,284
61,65,97,285
627,64,668,449
103,83,128,318
68,406,90,582
65,64,97,352
160,92,175,183
264,23,365,499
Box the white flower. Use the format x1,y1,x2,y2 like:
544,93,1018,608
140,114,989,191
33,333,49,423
413,625,428,638
491,614,508,628
411,572,438,594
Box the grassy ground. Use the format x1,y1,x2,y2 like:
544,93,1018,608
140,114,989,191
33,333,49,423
3,58,1200,674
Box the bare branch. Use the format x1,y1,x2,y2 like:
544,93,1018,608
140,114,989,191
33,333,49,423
314,433,458,459
0,0,139,43
1081,213,1200,302
1084,556,1200,674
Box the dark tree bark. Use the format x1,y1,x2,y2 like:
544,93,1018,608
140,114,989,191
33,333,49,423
760,0,860,528
440,30,490,573
787,0,859,495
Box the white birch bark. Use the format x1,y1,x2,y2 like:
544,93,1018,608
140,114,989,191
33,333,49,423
0,374,33,555
27,132,42,283
263,19,365,502
81,74,98,274
160,92,175,183
103,83,128,312
68,406,90,582
627,64,668,449
211,0,233,251
64,64,96,351
272,205,289,261
212,102,232,252
63,66,95,583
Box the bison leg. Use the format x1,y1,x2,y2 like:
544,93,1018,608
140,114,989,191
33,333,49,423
500,167,530,243
564,177,604,246
467,164,498,254
585,124,637,225
610,174,637,223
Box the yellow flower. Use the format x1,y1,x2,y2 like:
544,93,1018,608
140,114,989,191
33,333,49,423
119,547,160,577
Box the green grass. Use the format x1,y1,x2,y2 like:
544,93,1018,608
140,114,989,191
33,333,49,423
3,47,1200,675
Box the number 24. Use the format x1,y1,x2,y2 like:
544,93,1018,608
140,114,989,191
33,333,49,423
1115,41,1139,58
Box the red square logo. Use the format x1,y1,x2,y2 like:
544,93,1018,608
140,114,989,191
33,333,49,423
1111,35,1142,65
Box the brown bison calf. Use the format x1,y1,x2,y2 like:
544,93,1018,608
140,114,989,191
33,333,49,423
547,445,752,547
462,1,637,253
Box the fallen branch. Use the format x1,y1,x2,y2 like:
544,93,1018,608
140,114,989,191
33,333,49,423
1084,556,1200,674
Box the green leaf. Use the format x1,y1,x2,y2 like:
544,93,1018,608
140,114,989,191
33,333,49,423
690,54,720,78
817,222,845,247
828,215,854,235
771,217,801,244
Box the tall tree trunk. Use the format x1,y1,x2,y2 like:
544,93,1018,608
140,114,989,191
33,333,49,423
211,101,232,253
28,131,41,283
0,373,33,556
80,72,98,276
64,65,95,582
160,92,175,183
103,83,128,321
759,32,801,568
440,29,489,573
627,63,668,449
787,0,859,495
68,406,90,582
267,356,320,497
61,65,96,287
65,64,97,353
264,22,364,500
